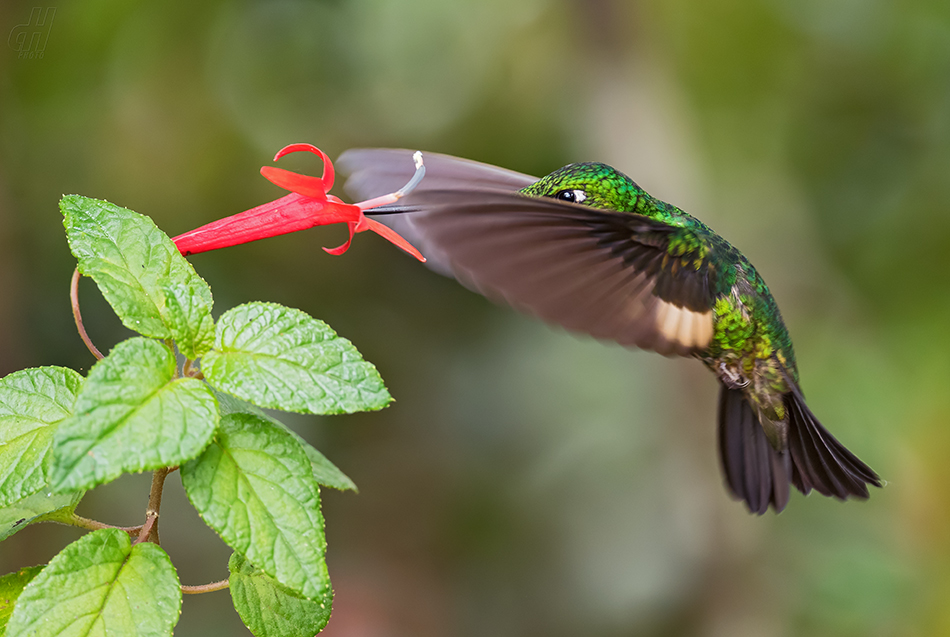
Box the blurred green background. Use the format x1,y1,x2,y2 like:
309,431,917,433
1,0,947,635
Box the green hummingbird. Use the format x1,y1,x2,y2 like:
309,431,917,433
338,149,881,514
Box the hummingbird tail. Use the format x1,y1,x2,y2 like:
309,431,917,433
783,389,882,501
717,385,792,514
718,382,882,514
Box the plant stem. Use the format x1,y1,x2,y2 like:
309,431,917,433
181,579,230,595
182,359,203,379
65,514,141,537
137,467,171,545
70,268,104,361
135,514,157,545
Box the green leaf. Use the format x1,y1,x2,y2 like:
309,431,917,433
295,440,358,491
202,302,391,415
0,566,44,636
0,491,83,542
214,392,357,491
0,368,83,507
61,194,213,340
162,282,215,360
181,413,329,599
51,338,218,493
6,529,181,637
292,433,358,492
229,553,332,637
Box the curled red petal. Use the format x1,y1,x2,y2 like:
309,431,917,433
360,218,426,262
273,143,335,191
323,221,357,256
260,166,328,198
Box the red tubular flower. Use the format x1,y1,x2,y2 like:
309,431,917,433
172,143,426,262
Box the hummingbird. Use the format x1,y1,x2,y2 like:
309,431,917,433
337,149,881,514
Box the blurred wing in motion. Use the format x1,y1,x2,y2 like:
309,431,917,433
338,149,538,276
338,148,537,196
339,149,719,357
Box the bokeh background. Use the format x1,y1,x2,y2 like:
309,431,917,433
1,0,947,635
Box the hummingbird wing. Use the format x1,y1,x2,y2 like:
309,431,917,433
341,151,720,357
338,149,538,277
338,148,537,194
397,189,718,357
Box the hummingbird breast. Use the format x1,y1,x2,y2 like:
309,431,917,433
700,262,796,417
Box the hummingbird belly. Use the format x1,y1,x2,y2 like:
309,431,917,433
701,287,791,425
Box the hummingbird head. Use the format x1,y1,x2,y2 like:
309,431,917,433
520,162,641,212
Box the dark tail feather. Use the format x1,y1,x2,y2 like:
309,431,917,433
718,383,881,513
784,389,881,500
717,385,792,514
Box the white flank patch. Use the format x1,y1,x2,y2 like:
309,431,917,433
655,300,713,349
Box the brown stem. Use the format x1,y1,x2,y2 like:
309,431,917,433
64,514,141,537
182,359,203,379
138,467,171,544
70,268,104,360
181,579,230,595
134,514,156,545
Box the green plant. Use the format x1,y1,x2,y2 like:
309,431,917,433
0,194,391,636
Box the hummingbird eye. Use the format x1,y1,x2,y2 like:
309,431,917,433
555,189,587,203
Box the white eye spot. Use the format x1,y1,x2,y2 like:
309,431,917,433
554,189,589,203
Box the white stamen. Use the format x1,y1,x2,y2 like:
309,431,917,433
357,151,427,210
396,151,426,197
